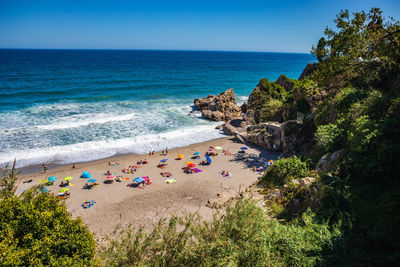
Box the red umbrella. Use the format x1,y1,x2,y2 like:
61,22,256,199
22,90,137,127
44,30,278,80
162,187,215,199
188,163,196,168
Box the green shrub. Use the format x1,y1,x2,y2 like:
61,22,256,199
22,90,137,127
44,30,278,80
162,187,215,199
0,164,98,266
100,199,337,266
261,156,310,186
315,122,345,153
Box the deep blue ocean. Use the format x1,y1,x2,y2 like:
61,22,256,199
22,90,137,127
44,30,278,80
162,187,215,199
0,49,314,167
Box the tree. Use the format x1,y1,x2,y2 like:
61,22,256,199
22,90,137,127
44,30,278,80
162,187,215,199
0,163,98,266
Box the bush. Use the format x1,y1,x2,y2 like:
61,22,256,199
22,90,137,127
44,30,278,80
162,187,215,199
0,164,98,266
261,156,310,186
315,123,344,153
100,199,337,266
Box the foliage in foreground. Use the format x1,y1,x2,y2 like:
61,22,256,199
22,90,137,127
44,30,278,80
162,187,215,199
0,164,98,266
100,199,337,266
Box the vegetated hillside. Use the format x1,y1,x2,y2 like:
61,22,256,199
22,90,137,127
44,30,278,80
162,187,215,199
252,7,400,265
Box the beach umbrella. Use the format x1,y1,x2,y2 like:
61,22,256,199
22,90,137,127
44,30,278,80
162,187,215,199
81,171,91,178
41,187,48,193
160,159,168,163
214,146,223,150
193,152,201,155
267,162,273,166
48,176,57,182
185,161,193,165
63,176,73,181
240,147,248,150
133,177,144,183
59,188,69,193
188,163,196,168
177,154,184,158
38,180,47,183
88,179,97,183
205,155,212,164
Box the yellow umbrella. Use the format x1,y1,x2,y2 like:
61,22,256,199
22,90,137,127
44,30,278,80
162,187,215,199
59,188,69,193
177,154,184,158
38,180,47,183
63,176,73,181
214,146,223,150
185,161,193,165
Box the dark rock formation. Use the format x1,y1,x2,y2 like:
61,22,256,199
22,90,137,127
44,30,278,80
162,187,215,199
298,63,317,80
194,89,241,121
276,75,296,92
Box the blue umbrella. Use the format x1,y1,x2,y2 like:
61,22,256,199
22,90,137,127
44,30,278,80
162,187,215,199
193,152,201,155
133,177,144,183
205,155,212,164
160,159,168,163
88,179,97,183
81,171,92,178
41,187,48,193
48,176,57,182
240,147,248,150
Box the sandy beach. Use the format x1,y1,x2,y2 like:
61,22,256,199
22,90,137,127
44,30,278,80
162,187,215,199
17,137,277,236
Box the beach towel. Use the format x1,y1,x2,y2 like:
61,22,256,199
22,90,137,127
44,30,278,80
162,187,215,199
165,178,176,184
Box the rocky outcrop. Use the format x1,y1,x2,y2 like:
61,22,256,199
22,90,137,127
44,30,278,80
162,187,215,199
241,113,315,155
299,63,317,80
276,75,296,92
194,89,242,121
316,150,344,173
245,122,282,150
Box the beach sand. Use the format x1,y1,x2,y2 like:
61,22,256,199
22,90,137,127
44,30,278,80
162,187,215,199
17,137,277,237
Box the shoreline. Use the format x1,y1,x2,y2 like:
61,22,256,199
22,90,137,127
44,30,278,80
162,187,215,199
16,135,228,175
18,136,278,236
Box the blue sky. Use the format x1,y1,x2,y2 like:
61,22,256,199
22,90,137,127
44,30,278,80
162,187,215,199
0,0,399,52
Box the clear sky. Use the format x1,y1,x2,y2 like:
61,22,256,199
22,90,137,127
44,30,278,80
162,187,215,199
0,0,399,52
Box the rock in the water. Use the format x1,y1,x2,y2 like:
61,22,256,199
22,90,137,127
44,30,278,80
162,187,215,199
299,63,317,80
194,89,241,121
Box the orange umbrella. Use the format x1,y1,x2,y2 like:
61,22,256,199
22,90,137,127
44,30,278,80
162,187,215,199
177,154,184,158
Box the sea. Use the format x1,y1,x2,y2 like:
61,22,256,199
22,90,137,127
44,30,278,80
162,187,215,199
0,49,314,168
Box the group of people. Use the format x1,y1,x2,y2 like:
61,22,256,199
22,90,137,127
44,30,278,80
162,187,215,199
137,159,149,165
60,180,70,187
220,170,231,177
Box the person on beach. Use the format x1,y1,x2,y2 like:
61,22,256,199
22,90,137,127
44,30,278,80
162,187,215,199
72,163,76,169
166,147,168,154
107,170,111,175
161,149,165,155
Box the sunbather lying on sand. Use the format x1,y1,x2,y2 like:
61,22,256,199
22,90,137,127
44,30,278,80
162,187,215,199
160,172,172,177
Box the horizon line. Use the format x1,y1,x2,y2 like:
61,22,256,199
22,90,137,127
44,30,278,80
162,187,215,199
0,47,312,55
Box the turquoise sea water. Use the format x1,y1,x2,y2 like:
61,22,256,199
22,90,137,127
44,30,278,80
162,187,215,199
0,49,314,167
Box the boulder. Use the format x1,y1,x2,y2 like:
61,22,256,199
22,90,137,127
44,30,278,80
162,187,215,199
300,177,315,186
222,123,237,135
245,122,282,150
241,116,315,155
194,89,241,121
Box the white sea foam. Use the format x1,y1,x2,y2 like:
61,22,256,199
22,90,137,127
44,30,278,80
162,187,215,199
236,95,249,106
0,124,225,168
37,113,137,130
